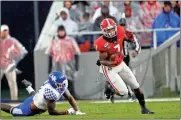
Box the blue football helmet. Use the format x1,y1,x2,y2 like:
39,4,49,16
48,71,68,93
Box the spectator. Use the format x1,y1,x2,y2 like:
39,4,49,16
78,13,93,52
171,1,180,16
92,0,118,23
45,25,81,98
63,0,80,23
139,1,162,47
71,1,93,23
152,1,180,47
139,1,145,7
139,1,162,29
89,1,102,13
116,1,141,20
50,7,78,37
122,6,143,30
0,25,28,100
93,5,117,31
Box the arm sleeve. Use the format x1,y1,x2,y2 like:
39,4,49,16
132,34,141,54
11,38,28,64
124,31,141,54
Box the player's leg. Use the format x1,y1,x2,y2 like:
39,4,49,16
123,54,136,100
126,85,137,101
10,96,35,116
22,79,36,95
104,81,115,103
118,62,154,114
1,103,13,114
5,71,18,100
1,95,34,116
102,66,128,96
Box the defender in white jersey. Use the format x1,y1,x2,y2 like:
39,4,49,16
1,71,85,116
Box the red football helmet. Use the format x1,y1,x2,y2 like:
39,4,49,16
100,18,117,38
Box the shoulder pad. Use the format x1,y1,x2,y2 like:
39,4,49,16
44,88,58,101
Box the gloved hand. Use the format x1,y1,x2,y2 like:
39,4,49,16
75,110,86,115
67,108,75,115
96,60,101,66
67,108,86,115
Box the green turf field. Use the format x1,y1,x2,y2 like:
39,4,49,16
1,100,180,119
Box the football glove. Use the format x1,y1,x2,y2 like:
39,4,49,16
75,110,86,115
96,60,101,66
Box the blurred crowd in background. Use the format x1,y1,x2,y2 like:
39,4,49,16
51,0,180,51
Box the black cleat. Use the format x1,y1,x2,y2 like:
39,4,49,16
141,107,155,114
22,79,32,87
110,94,115,103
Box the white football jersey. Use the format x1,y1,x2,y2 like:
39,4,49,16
33,80,68,110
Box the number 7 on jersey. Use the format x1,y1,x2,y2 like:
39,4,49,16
114,44,121,52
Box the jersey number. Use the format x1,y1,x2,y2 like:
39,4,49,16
114,44,121,52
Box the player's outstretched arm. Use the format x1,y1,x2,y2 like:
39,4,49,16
47,100,68,115
64,90,79,111
64,90,86,115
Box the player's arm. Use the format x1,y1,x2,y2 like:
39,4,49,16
99,51,117,67
47,100,68,115
63,90,79,111
63,90,85,115
132,34,141,54
124,30,141,56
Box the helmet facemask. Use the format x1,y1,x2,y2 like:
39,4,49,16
55,79,67,93
102,25,117,38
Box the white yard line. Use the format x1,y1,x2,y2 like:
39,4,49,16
92,98,180,104
7,98,180,106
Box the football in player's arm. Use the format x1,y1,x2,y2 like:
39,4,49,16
1,71,85,116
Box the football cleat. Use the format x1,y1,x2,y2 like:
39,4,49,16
22,79,32,87
141,107,155,114
110,93,115,103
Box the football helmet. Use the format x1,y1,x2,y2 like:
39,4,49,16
48,71,68,93
100,18,117,38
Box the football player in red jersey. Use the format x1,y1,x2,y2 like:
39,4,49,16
94,18,154,114
101,16,139,103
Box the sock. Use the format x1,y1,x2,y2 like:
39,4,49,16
26,86,35,94
134,88,145,108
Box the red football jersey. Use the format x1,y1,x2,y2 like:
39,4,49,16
94,26,125,65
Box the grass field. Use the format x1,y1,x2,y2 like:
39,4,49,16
1,99,180,119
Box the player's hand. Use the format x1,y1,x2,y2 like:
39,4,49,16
132,51,138,57
75,110,86,115
67,108,75,115
96,60,101,66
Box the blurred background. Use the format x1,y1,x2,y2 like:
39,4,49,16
1,0,180,102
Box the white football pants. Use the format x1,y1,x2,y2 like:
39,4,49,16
101,62,139,96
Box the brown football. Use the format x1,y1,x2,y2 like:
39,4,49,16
109,53,117,61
